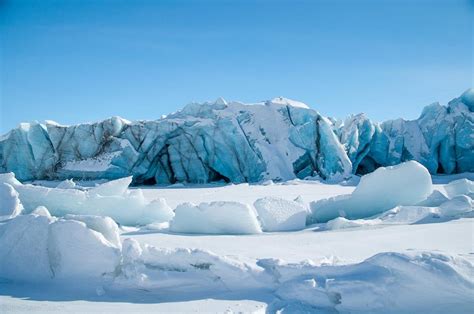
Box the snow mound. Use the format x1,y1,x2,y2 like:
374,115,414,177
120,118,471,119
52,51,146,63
0,209,121,282
254,197,308,231
0,173,174,226
444,178,474,198
416,190,449,207
169,201,262,234
309,161,433,222
377,205,440,224
326,217,380,230
0,182,23,220
439,195,473,216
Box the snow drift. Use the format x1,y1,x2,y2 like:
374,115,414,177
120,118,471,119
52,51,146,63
1,89,472,184
309,161,433,222
0,173,173,225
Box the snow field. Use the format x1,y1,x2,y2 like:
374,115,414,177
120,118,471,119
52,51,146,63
1,208,472,313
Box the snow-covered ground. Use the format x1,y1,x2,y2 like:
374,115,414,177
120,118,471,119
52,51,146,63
1,166,473,313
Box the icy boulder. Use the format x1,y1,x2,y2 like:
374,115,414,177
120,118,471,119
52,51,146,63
254,197,308,231
444,179,474,198
169,201,262,234
0,209,122,282
309,161,433,222
48,219,121,279
0,173,174,226
0,182,23,220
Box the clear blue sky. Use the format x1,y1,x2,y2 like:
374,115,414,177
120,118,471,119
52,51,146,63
1,0,472,133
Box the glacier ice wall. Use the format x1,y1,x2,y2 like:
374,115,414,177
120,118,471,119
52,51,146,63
0,90,473,183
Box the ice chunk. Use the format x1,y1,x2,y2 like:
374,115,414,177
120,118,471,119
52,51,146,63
0,182,23,220
309,161,433,222
48,219,121,279
0,211,122,282
254,197,308,231
416,190,449,207
326,217,380,230
444,179,474,198
378,206,440,224
169,201,262,234
64,214,121,248
56,179,77,189
0,173,174,226
0,214,53,281
438,195,473,216
32,206,53,218
89,176,132,196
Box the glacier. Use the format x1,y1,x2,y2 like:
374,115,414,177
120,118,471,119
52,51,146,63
0,90,472,184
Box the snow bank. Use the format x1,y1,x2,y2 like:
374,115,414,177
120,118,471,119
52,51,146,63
169,201,262,234
444,178,474,198
254,197,308,231
117,239,267,291
118,241,473,312
0,173,174,225
0,182,23,220
309,161,433,222
0,209,121,282
265,252,474,313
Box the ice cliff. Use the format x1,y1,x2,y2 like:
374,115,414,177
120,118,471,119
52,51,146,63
0,90,472,183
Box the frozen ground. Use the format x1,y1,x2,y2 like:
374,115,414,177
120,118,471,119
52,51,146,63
0,169,473,313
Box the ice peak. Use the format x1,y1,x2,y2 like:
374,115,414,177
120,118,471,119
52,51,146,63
461,88,474,111
267,97,310,109
214,97,227,106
